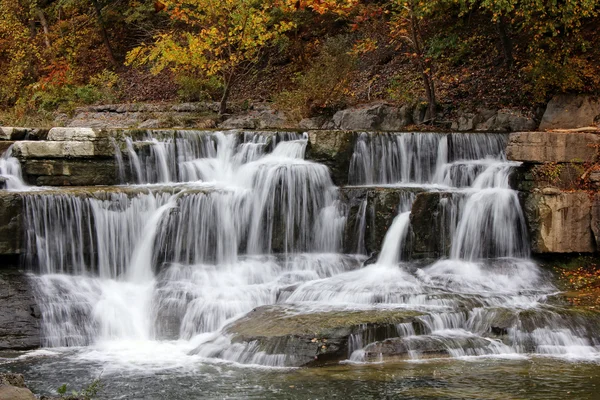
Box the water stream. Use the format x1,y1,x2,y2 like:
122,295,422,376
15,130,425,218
1,130,599,398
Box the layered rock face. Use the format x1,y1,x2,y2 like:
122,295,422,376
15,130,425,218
507,130,600,254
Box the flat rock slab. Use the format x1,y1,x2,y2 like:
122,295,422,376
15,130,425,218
11,141,112,159
223,305,423,366
507,131,600,163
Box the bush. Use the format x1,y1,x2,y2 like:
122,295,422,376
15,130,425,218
274,35,357,121
176,74,224,102
18,69,122,114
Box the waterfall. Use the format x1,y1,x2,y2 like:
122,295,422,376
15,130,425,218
16,129,598,370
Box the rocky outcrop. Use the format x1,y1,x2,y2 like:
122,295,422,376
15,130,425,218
306,130,354,186
507,129,600,254
539,95,600,131
524,192,597,253
507,131,600,163
221,305,422,367
0,270,40,350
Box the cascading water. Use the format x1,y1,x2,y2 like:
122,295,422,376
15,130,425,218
12,129,599,381
0,145,27,189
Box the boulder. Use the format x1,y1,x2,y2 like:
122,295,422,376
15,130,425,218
479,111,537,132
507,131,600,163
0,270,40,350
331,104,412,131
306,130,354,186
220,108,289,129
0,374,38,400
524,191,596,253
0,385,36,400
539,95,600,130
221,305,423,367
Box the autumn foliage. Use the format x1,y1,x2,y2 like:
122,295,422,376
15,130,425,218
0,0,599,120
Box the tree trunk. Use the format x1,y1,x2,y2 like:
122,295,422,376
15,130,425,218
410,8,436,124
90,0,118,68
219,80,232,115
496,16,514,68
37,9,51,49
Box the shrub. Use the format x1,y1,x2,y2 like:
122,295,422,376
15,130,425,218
274,35,357,121
176,74,224,102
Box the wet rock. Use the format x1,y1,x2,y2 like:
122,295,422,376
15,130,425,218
223,305,423,367
362,337,450,360
306,130,354,186
524,191,597,253
331,104,412,131
539,95,600,130
0,192,23,255
0,270,40,350
409,191,458,258
339,186,425,255
507,131,600,163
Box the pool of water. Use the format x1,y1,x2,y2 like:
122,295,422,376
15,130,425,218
2,350,599,399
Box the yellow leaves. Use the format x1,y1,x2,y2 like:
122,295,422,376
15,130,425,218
350,38,378,56
127,0,295,82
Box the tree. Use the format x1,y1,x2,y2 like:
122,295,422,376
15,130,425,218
126,0,295,114
389,0,440,124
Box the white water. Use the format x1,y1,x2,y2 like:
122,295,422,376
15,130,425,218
19,130,600,369
0,146,27,189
